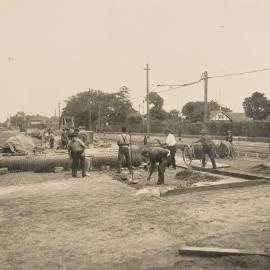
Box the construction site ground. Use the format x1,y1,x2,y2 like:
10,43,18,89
1,130,270,269
0,170,270,270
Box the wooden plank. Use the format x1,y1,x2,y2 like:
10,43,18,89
162,179,266,196
179,246,270,257
189,165,270,180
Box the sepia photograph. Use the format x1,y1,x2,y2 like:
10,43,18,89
0,0,270,269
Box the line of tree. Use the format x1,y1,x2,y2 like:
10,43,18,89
62,87,232,128
6,89,269,131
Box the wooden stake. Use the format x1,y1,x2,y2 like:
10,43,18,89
129,130,134,181
179,246,270,258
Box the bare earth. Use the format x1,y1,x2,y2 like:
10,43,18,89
0,171,270,270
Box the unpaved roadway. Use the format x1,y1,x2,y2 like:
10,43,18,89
0,171,270,270
99,132,270,156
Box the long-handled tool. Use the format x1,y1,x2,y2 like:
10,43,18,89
129,130,134,181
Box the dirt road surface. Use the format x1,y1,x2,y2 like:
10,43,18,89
0,171,270,270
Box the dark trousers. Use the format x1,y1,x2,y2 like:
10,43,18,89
61,139,68,149
167,145,177,169
117,146,132,173
149,157,170,184
202,145,217,169
71,152,86,177
157,157,170,184
49,138,54,149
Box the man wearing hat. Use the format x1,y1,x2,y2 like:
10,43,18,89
195,129,217,169
116,126,132,174
68,131,86,177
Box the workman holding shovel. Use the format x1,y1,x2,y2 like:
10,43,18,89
116,127,132,175
141,147,171,185
68,132,87,178
195,129,217,169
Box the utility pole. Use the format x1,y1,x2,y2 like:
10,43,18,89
203,71,208,123
144,63,151,134
58,102,61,129
98,103,101,131
54,109,57,130
142,100,145,133
88,88,92,130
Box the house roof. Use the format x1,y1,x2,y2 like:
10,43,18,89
210,110,253,122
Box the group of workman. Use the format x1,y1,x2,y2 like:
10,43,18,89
66,125,233,184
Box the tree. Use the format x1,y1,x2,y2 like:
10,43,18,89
62,87,135,129
243,92,270,120
148,92,168,120
168,109,180,120
148,92,164,107
182,100,231,122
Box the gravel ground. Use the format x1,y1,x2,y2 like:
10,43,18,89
0,171,270,270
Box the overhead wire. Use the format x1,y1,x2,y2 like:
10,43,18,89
208,67,270,79
130,65,270,102
130,76,204,101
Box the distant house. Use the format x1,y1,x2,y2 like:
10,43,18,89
26,115,49,129
209,110,253,122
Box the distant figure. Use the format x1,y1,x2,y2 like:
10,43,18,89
195,129,216,169
68,132,86,178
226,130,233,143
48,131,54,149
141,147,171,185
116,127,132,174
61,129,69,149
143,135,148,145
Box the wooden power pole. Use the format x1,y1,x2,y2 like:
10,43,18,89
98,103,101,131
58,102,61,129
54,109,57,130
203,71,208,123
144,63,151,134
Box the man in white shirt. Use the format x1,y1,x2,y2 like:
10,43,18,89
164,129,177,169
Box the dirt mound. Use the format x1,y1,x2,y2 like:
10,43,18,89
175,169,221,182
6,134,36,152
250,164,270,174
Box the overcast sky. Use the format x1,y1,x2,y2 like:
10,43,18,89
1,0,270,121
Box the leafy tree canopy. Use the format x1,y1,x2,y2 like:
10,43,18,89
62,86,135,129
243,92,270,120
168,109,180,120
148,92,164,107
148,92,168,120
